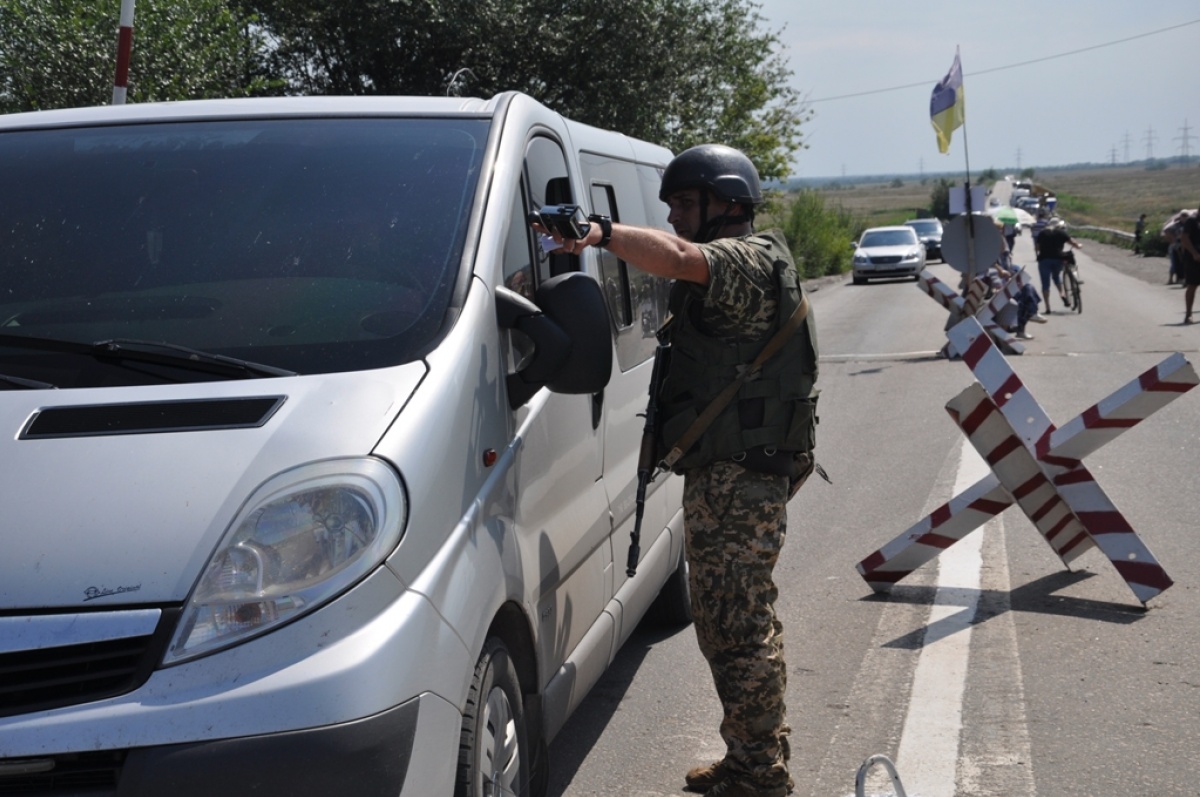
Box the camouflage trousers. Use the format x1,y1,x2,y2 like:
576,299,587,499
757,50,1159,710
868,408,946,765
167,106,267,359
684,459,790,789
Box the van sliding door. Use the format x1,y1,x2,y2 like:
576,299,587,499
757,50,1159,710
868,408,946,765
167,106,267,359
508,136,612,715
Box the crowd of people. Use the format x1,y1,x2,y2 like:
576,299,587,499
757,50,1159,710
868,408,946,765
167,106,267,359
974,201,1080,342
982,200,1200,333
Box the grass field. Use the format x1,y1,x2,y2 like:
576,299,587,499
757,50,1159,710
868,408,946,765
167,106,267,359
806,162,1199,234
802,179,937,228
1040,164,1198,231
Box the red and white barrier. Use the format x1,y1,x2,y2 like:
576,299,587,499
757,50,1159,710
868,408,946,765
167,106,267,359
917,268,1026,358
857,316,1196,605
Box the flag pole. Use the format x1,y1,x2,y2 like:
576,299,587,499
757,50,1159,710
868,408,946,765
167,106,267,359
958,48,977,283
931,47,977,280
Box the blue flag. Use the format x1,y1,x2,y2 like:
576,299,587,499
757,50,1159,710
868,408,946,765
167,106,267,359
930,50,964,154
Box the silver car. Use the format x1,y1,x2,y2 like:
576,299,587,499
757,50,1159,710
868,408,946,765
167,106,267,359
853,225,926,284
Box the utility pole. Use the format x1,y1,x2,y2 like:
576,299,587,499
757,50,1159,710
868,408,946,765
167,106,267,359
1143,125,1157,160
1110,147,1118,166
1174,119,1196,162
1122,131,1132,163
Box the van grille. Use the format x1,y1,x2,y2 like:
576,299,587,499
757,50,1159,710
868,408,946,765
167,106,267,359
0,750,124,795
0,609,177,719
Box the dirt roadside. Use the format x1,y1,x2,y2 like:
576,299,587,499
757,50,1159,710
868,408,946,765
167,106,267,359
1074,239,1173,286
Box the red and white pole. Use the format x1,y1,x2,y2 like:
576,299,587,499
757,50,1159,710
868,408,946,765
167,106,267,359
111,0,136,105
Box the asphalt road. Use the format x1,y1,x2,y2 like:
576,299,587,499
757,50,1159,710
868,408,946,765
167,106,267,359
546,232,1200,797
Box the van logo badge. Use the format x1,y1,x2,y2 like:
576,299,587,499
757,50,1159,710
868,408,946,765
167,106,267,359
84,584,142,602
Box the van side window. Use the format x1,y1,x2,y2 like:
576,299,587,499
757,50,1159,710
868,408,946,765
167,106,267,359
524,137,579,284
579,153,672,370
502,184,535,300
590,183,631,329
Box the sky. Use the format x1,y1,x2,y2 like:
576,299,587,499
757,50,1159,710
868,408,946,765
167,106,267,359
751,1,1200,179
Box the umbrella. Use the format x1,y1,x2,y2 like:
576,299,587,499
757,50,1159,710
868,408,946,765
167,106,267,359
1162,209,1197,234
988,206,1019,225
987,205,1035,227
1012,208,1036,226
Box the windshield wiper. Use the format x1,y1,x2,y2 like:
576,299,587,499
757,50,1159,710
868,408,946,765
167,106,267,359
0,373,57,390
0,333,296,379
92,339,297,379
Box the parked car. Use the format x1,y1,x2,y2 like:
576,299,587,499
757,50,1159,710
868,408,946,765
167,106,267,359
0,92,691,797
853,225,926,284
904,218,944,261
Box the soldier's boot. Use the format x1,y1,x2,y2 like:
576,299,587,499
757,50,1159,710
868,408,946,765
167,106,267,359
684,760,793,794
704,776,790,797
684,760,730,792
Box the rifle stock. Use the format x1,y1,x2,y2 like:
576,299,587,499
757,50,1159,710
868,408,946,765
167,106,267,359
626,341,670,577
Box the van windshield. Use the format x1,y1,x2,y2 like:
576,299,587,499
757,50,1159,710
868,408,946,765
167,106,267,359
0,118,488,384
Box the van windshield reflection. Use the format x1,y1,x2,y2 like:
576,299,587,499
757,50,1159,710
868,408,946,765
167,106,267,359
0,117,489,387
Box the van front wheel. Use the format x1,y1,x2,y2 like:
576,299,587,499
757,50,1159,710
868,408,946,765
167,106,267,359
456,637,532,797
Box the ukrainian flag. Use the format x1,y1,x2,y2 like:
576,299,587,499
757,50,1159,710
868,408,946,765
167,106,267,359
930,50,964,154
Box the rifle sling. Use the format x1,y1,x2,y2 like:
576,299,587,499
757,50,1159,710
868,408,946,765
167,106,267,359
661,293,810,470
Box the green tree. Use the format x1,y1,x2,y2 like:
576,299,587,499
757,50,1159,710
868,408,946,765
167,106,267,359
238,0,808,180
930,177,955,219
777,189,860,278
0,0,270,113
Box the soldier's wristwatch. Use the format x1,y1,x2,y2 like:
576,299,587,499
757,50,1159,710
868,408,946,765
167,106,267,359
587,214,612,248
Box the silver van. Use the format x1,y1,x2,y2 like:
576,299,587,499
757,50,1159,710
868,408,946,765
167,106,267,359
0,92,688,796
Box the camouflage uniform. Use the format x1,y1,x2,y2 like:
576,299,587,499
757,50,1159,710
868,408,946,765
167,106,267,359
679,233,794,790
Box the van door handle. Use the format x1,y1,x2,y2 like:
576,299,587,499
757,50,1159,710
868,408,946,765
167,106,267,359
591,390,603,430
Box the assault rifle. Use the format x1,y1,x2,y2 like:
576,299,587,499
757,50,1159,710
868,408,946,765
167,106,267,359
626,338,670,577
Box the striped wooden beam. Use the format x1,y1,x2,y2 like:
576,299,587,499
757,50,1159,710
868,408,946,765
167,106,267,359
858,316,1196,605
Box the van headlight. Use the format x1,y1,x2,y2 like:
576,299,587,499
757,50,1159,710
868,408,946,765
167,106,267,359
164,458,406,665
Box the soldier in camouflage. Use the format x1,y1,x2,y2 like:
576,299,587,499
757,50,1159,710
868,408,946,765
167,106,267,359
537,144,818,797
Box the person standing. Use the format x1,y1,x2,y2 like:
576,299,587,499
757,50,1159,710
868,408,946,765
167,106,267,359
1133,213,1147,255
1035,217,1081,313
1164,211,1192,285
1002,219,1019,253
1030,205,1051,256
533,144,819,797
1179,210,1200,324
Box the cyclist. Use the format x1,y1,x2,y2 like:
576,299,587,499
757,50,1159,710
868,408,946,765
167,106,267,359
1035,217,1081,313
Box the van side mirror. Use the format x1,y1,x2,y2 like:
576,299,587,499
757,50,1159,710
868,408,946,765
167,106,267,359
496,272,613,409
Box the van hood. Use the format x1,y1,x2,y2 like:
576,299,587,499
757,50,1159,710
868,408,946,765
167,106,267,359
0,365,424,611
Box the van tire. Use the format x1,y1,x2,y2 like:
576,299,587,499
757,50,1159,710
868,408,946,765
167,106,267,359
456,637,532,797
646,547,693,628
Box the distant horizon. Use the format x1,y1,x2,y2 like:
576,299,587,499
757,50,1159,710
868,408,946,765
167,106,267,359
784,154,1200,186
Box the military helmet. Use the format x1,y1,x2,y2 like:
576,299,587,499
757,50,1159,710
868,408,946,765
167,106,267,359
659,144,764,205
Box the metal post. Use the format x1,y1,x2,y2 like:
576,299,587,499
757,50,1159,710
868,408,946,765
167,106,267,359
111,0,136,105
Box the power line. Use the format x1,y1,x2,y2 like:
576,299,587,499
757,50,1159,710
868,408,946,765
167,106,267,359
807,18,1200,104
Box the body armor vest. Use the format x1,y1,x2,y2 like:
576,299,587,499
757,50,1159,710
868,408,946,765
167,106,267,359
657,231,819,473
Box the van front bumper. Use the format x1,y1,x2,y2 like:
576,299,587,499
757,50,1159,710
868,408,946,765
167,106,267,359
120,698,419,796
0,569,467,795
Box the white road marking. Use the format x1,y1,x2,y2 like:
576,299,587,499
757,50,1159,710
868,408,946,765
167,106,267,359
893,440,989,797
821,438,1033,797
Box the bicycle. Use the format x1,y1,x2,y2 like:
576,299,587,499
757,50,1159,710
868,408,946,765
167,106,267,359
1062,250,1082,313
